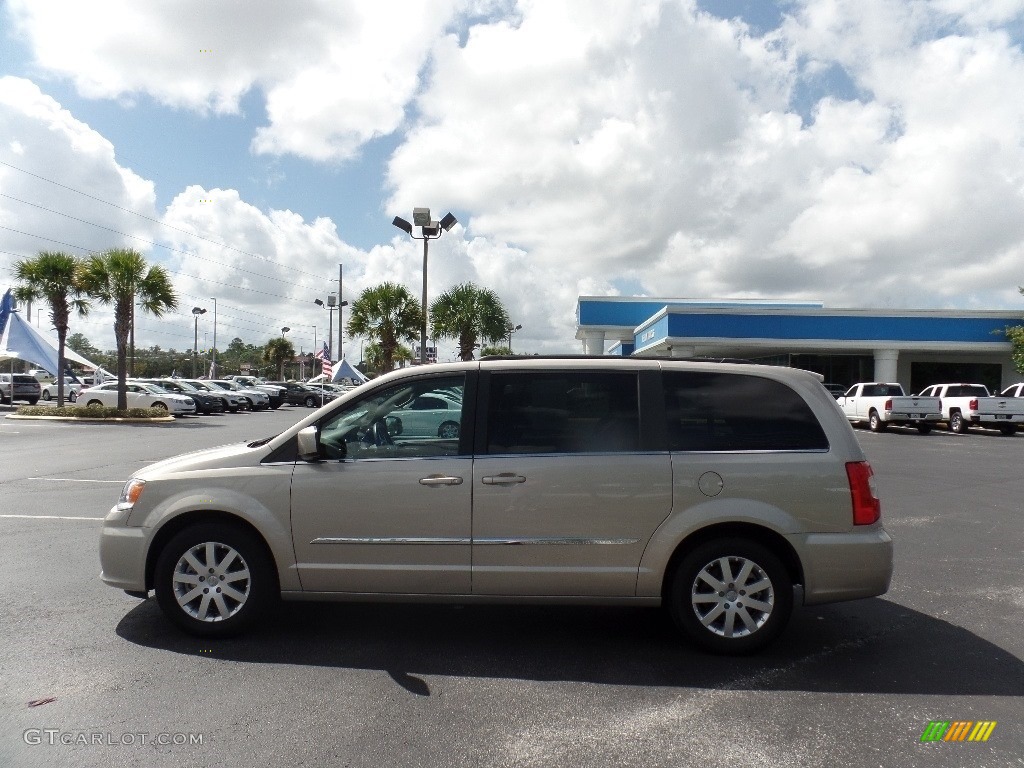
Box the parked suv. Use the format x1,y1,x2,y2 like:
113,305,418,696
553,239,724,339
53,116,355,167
99,358,892,654
0,373,41,405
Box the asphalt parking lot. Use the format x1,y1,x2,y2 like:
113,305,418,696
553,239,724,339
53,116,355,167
0,408,1021,768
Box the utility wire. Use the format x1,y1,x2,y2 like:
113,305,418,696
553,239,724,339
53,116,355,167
0,159,336,284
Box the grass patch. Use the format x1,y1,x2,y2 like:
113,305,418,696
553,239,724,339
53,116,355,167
15,404,169,419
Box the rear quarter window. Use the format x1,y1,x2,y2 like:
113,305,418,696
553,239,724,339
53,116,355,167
663,371,828,452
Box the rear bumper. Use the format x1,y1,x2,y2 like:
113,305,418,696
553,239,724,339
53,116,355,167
884,411,942,423
788,528,893,605
970,413,1024,424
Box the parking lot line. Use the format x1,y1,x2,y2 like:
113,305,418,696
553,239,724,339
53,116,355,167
25,478,124,483
0,514,104,521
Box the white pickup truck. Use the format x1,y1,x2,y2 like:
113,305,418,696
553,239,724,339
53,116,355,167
917,383,1024,435
836,383,943,433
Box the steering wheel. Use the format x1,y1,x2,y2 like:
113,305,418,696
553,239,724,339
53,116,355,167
360,418,394,446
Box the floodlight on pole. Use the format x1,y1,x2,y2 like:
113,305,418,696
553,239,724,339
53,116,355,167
507,323,522,352
392,207,458,364
191,306,207,377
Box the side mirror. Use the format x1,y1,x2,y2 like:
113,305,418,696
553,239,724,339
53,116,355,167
297,426,321,462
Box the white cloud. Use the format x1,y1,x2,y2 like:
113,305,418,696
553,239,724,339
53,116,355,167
7,0,461,161
8,1,1024,356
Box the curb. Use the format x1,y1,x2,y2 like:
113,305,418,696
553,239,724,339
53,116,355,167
5,414,175,423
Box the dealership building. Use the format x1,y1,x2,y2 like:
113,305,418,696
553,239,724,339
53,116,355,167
576,297,1024,395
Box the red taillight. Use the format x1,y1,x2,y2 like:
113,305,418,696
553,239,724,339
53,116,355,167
846,461,881,526
968,398,978,411
884,399,893,411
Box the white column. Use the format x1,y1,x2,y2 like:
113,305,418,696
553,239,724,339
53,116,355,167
582,331,607,355
873,349,899,382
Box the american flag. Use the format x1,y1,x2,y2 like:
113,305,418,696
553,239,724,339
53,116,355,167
316,341,332,378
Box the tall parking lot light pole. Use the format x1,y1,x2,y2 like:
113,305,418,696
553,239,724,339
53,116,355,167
507,323,522,353
210,297,217,378
392,208,458,364
315,295,347,361
192,306,207,377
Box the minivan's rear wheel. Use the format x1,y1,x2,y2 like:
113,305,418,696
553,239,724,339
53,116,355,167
155,523,275,638
669,538,792,654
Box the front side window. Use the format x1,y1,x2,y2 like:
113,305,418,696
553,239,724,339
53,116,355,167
317,375,465,460
485,371,640,454
663,371,828,452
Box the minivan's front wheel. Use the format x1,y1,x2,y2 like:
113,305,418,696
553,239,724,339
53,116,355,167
669,538,792,654
155,523,274,638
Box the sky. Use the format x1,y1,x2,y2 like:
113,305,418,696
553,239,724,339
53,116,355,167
2,0,1024,361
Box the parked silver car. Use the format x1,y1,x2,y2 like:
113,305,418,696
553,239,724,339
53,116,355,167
99,358,892,654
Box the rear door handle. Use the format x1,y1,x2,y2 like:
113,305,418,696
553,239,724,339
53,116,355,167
418,475,464,486
481,473,527,485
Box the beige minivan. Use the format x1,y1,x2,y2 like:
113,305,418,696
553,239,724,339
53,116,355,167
100,357,892,654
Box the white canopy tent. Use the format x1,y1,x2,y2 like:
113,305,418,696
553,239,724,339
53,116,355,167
0,308,108,379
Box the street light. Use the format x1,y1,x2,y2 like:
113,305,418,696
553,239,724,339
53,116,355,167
314,295,348,360
191,307,207,377
281,326,291,339
392,207,458,364
507,323,522,353
210,297,218,378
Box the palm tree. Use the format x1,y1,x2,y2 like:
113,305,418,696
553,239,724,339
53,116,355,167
262,337,295,379
430,283,511,362
80,248,178,410
346,283,421,374
14,251,89,406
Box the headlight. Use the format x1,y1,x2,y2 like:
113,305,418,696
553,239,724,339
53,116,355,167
117,478,146,512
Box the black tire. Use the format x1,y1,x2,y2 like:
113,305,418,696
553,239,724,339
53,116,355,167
68,390,77,403
154,522,275,638
668,538,793,654
152,401,168,412
304,396,317,408
26,398,38,405
868,410,887,432
917,423,932,434
438,420,460,439
87,399,103,407
949,411,967,433
42,390,52,401
999,424,1016,436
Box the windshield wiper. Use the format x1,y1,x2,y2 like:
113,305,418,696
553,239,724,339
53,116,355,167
247,435,277,448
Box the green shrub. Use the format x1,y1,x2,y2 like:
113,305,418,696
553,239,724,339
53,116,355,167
15,404,169,419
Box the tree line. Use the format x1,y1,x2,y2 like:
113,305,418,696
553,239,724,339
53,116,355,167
13,249,517,409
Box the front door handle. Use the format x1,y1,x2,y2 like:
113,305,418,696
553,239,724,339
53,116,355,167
418,475,464,486
481,473,527,486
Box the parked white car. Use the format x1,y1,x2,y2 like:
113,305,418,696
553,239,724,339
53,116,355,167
386,391,464,438
40,377,84,403
78,382,196,416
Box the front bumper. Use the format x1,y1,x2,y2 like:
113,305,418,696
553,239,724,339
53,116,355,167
99,509,149,592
